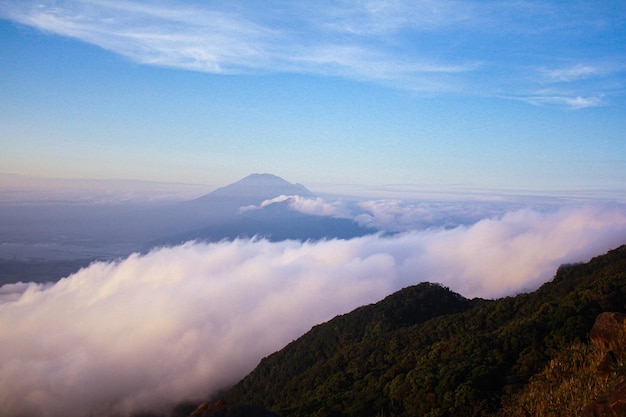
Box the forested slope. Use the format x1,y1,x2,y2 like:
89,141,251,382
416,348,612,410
218,245,626,417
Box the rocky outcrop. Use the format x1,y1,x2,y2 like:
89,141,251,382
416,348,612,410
589,312,626,348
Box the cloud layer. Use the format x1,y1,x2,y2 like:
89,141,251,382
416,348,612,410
1,0,623,107
2,204,626,417
250,194,531,233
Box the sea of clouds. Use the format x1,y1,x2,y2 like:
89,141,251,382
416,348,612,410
243,193,525,232
2,203,626,417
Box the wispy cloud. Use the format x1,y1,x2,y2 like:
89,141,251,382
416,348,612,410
1,0,623,106
541,64,603,83
312,0,474,35
1,204,626,417
521,93,605,110
3,1,272,72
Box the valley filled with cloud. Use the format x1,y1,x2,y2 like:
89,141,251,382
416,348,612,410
2,203,626,417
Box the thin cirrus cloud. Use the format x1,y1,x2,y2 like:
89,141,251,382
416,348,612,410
521,94,605,110
1,204,626,417
521,63,622,108
1,0,622,107
3,1,271,72
541,64,604,83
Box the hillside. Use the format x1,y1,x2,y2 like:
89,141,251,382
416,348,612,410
208,245,626,417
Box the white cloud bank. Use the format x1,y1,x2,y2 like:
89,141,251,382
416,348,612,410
248,194,525,232
242,195,351,218
1,204,626,417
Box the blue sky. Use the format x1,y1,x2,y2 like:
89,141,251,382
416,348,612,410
1,0,625,196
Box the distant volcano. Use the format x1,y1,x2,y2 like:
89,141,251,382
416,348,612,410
194,173,314,207
156,174,375,245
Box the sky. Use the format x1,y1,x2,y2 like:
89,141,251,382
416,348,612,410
1,0,625,197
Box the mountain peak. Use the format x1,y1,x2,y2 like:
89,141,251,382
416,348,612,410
194,174,314,205
236,173,299,187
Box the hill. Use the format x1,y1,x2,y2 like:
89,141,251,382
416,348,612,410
207,245,626,417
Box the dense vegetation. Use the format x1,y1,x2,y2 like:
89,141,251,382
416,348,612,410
219,245,626,417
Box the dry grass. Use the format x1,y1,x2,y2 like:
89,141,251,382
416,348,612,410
499,330,626,417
